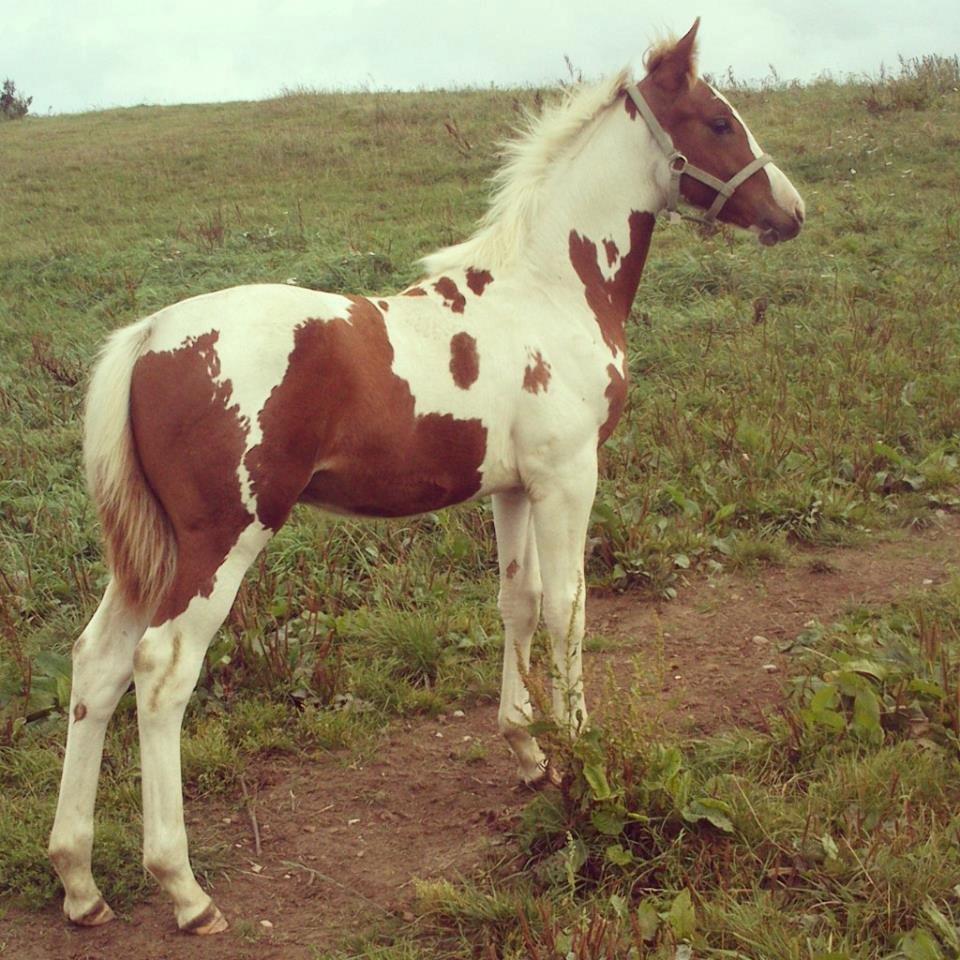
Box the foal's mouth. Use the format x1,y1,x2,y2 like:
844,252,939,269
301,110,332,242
756,215,803,246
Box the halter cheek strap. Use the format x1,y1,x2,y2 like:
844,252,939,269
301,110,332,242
625,84,772,227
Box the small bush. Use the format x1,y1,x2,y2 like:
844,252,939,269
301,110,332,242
864,54,960,114
1,78,31,120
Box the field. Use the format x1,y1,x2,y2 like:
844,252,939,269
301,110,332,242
2,55,960,959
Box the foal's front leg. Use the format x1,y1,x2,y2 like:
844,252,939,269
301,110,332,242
492,490,547,783
529,452,597,738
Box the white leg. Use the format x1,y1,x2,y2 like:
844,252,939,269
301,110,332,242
492,490,547,783
134,523,269,933
49,579,149,925
530,453,597,738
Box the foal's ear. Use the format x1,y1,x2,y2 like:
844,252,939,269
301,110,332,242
647,17,700,93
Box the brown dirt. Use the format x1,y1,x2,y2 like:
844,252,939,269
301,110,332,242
4,516,960,959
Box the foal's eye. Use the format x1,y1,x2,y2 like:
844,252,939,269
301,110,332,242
708,117,733,135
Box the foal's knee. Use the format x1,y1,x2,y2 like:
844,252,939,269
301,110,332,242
498,585,541,638
68,633,133,724
133,632,199,716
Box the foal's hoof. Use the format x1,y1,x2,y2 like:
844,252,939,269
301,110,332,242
71,897,115,927
522,761,562,791
180,901,228,936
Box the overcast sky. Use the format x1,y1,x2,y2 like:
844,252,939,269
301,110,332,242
6,1,959,116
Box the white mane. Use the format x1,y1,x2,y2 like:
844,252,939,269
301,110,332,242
419,67,634,277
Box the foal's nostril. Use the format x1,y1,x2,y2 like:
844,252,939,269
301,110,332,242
794,204,805,225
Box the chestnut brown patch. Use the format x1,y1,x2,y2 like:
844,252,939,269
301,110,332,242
569,210,654,356
403,287,427,297
623,89,639,120
378,300,390,311
433,277,466,313
466,268,494,296
599,362,628,445
449,332,479,390
73,702,87,723
245,299,486,520
506,559,520,579
603,239,619,267
130,332,254,626
523,351,551,394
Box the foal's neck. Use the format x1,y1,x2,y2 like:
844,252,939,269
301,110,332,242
519,97,663,335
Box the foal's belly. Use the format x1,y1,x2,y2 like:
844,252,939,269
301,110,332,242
300,415,488,519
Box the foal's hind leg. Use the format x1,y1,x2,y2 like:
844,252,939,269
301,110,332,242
134,523,270,934
492,491,547,783
49,579,150,925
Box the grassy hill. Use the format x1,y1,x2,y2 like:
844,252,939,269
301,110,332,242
1,57,960,957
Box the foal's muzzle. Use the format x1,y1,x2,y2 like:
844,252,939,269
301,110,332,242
757,207,804,245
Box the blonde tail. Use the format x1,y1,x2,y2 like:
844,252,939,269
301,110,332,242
84,318,176,616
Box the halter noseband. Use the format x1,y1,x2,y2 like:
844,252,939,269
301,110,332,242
625,84,772,227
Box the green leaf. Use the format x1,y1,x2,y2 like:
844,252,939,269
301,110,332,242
591,501,617,526
608,893,629,919
712,534,734,556
841,658,890,681
583,762,613,801
714,503,737,523
32,650,72,680
519,793,565,839
269,597,291,618
852,687,883,744
665,889,695,941
56,674,72,710
831,669,869,698
804,704,847,732
922,899,960,950
674,553,690,569
591,805,627,836
605,843,634,867
652,746,683,784
682,797,735,833
635,901,660,942
874,441,909,467
525,719,557,738
908,679,945,700
900,928,944,960
819,833,840,861
809,682,839,712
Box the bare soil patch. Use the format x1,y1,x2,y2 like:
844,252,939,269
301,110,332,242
5,517,959,959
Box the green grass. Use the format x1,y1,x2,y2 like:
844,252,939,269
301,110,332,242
352,578,960,960
1,55,960,956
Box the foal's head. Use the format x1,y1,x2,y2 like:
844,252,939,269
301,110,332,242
633,20,804,244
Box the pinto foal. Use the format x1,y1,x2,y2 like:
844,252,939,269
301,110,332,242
50,21,803,933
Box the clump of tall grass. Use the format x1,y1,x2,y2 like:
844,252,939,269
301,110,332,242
864,53,960,114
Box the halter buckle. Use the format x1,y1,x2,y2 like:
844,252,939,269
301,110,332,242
668,153,688,173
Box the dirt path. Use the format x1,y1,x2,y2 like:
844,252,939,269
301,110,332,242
5,517,960,959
